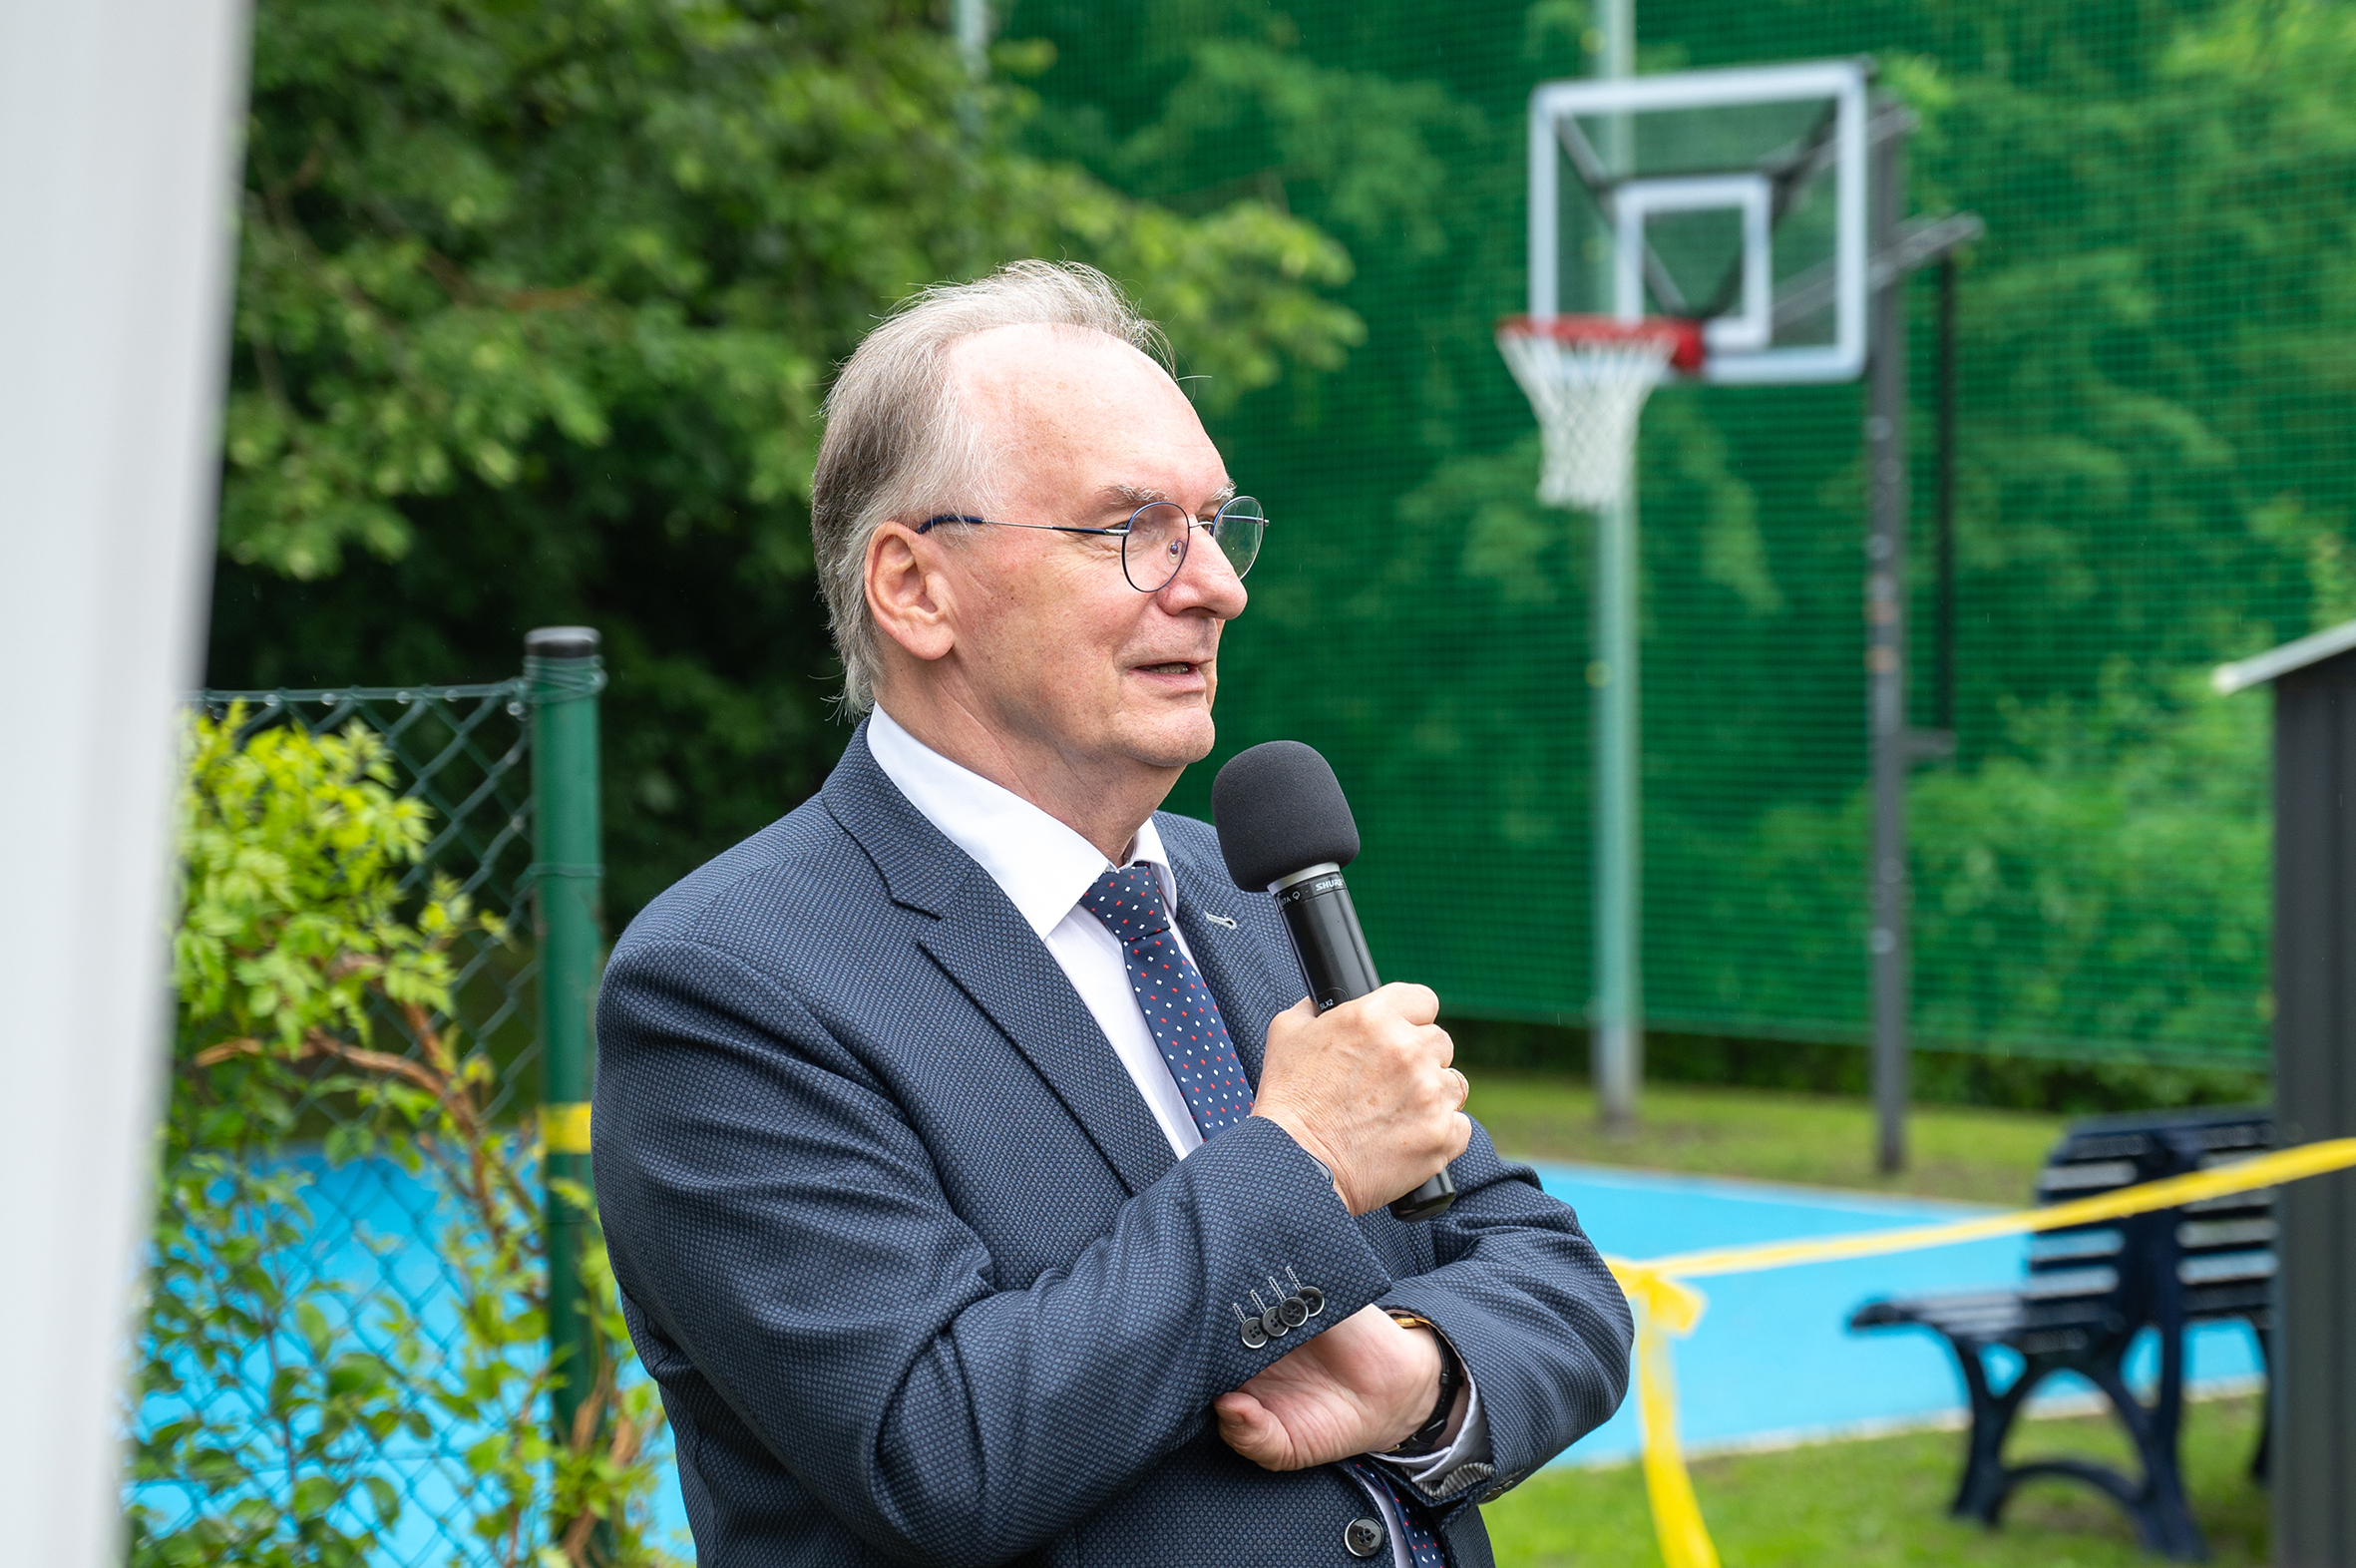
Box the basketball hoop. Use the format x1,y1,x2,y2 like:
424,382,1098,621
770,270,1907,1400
1495,315,1705,511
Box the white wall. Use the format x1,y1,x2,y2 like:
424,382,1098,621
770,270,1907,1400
0,0,250,1559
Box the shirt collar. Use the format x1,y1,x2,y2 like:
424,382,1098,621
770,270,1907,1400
865,706,1178,941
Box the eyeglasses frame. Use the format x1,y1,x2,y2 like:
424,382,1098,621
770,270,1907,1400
915,495,1265,593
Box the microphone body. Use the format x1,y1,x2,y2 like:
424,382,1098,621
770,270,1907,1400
1270,862,1454,1223
1272,864,1378,1009
1213,741,1456,1224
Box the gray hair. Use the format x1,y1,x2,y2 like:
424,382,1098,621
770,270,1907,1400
811,260,1171,713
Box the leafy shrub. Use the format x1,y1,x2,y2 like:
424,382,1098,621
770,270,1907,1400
1732,661,2269,1067
131,711,674,1567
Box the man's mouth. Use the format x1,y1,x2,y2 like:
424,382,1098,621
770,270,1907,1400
1135,660,1201,676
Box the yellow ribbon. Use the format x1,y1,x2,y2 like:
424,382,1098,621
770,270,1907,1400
1601,1137,2356,1568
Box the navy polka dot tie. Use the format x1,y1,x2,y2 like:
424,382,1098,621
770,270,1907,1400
1079,864,1254,1138
1082,865,1452,1566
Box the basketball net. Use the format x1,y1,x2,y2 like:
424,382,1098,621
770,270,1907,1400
1496,317,1704,511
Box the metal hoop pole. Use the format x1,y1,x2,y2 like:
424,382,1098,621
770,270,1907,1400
1593,0,1641,1129
1593,486,1643,1129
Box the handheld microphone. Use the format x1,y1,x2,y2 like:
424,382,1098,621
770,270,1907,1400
1211,740,1456,1223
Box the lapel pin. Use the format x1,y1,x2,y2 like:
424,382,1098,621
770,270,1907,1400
1203,912,1238,930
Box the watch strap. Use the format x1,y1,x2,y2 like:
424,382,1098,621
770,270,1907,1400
1381,1310,1463,1456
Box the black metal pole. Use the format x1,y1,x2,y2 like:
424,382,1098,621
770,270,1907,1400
1936,255,1958,736
1867,120,1912,1175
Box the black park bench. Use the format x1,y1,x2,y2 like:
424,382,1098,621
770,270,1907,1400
1847,1104,2275,1561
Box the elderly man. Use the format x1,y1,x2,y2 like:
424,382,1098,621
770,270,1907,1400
593,261,1631,1568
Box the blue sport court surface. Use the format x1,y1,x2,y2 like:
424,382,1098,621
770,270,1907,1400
1534,1161,2263,1466
139,1155,2265,1551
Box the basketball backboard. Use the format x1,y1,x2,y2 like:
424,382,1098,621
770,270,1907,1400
1527,59,1870,385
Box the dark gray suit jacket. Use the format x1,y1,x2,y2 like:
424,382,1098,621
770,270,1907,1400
592,725,1632,1566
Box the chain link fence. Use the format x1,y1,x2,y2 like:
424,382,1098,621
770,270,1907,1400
135,671,596,1567
197,680,546,1105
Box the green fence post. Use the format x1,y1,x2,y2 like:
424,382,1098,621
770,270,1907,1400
527,625,605,1449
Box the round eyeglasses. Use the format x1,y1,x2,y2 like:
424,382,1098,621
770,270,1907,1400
917,495,1266,593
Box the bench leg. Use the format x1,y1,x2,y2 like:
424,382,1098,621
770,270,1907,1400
1944,1340,2208,1562
1917,1324,2208,1558
2084,1351,2206,1561
1946,1337,2039,1528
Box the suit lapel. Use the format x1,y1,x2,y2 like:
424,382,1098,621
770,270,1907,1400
917,885,1176,1196
825,726,1176,1196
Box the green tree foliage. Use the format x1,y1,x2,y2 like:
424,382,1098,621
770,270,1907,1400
209,0,2356,1063
134,713,671,1567
206,0,1363,914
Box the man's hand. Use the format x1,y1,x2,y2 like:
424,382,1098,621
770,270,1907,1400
1214,1306,1455,1470
1250,984,1470,1216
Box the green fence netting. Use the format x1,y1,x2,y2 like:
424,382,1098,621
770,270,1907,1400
142,681,544,1566
1013,0,2311,1069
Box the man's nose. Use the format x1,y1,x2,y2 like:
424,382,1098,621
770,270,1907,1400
1156,525,1249,616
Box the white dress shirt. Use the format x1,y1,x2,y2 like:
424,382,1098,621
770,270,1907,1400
867,706,1212,1158
866,707,1489,1561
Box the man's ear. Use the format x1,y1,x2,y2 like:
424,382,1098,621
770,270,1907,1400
866,522,957,664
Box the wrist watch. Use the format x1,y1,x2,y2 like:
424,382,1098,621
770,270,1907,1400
1381,1310,1464,1457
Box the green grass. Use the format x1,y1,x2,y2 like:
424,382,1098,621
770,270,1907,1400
1481,1396,2269,1567
1466,1073,2069,1206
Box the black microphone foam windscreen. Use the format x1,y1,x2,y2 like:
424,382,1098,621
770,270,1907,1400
1211,740,1363,891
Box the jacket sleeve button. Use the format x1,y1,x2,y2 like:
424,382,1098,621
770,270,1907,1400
1343,1516,1386,1558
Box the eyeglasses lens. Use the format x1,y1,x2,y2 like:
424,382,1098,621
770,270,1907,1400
1122,502,1191,592
1120,497,1264,591
1213,496,1264,579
